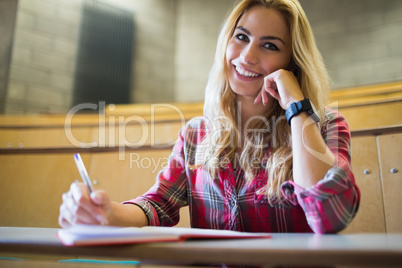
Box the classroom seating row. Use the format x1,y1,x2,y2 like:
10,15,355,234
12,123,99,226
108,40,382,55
0,82,401,232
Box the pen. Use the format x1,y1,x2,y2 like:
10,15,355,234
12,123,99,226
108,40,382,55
74,153,94,194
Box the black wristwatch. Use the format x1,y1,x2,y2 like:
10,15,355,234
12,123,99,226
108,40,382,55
285,98,319,125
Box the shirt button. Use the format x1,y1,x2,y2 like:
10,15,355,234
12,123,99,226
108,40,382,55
285,189,291,196
283,184,294,197
230,199,237,208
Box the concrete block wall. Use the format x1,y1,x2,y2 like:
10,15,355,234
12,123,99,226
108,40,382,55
300,0,402,89
174,0,234,102
0,0,18,114
6,0,177,114
6,0,80,114
175,0,402,99
4,0,402,114
122,0,176,104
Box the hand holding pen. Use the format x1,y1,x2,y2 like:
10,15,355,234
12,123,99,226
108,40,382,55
58,153,111,228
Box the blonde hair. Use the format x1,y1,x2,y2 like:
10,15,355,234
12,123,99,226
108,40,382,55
202,0,330,204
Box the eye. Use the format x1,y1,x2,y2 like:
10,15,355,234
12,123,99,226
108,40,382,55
263,42,279,51
235,33,249,42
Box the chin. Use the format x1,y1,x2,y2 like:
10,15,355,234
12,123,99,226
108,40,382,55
230,86,259,99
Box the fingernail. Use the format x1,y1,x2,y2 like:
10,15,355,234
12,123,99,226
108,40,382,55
90,192,102,202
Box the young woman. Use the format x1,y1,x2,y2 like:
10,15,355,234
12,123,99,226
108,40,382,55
59,0,360,234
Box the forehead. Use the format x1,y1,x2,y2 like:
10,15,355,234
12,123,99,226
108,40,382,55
237,5,290,41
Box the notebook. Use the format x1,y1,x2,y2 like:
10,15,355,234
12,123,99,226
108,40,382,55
57,225,271,246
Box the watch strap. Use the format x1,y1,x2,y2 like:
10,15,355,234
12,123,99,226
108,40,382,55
285,98,318,125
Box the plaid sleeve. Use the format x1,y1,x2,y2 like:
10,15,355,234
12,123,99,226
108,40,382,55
122,126,189,226
281,108,360,234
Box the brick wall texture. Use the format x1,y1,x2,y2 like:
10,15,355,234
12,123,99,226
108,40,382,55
4,0,402,113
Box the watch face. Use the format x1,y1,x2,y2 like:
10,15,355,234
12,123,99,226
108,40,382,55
285,98,320,125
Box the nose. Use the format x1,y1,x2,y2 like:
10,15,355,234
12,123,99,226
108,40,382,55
240,44,258,65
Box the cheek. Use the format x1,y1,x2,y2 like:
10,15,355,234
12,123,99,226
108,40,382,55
225,53,231,70
225,42,237,65
261,55,292,74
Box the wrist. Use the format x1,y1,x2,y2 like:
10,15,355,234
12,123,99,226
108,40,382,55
285,98,319,126
109,202,148,227
285,96,304,110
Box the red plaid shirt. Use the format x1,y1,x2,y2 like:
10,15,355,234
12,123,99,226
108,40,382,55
124,108,360,234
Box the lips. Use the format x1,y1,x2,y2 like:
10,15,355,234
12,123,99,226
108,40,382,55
233,65,262,80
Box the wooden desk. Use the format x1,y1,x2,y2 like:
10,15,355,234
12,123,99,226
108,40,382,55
0,227,402,267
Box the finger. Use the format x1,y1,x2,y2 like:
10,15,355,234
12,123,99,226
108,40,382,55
266,87,279,99
254,91,262,104
59,191,73,228
263,89,272,106
62,191,100,225
59,201,79,227
59,203,71,228
59,202,92,227
70,182,109,225
90,190,109,206
65,186,101,224
59,216,71,229
70,182,93,211
263,79,280,99
89,191,110,225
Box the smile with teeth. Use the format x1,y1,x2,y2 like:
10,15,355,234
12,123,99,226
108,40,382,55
235,65,260,78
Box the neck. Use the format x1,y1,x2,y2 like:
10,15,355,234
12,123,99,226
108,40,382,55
234,95,274,155
236,95,273,130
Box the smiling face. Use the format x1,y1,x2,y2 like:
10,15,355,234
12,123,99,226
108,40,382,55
226,5,292,101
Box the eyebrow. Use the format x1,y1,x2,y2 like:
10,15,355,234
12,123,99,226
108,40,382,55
236,26,286,46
